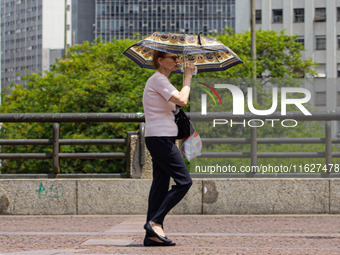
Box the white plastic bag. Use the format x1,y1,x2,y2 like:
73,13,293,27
180,131,202,161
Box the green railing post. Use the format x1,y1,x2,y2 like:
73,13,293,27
325,121,332,174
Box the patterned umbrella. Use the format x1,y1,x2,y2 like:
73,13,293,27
123,32,243,73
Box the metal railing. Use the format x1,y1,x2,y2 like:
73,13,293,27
0,112,339,177
188,112,340,164
0,113,145,176
188,111,340,177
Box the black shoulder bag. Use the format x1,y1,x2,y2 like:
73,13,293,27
174,106,195,139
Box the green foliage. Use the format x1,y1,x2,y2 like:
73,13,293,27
0,29,321,174
0,39,156,174
189,29,328,172
197,29,316,79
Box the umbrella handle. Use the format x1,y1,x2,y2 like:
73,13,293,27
179,63,197,76
180,53,197,76
198,32,203,46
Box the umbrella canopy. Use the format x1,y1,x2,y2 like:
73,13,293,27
123,32,243,73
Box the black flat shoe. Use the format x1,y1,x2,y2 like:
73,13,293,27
144,221,172,244
143,237,176,246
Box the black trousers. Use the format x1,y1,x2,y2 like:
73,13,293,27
145,137,192,226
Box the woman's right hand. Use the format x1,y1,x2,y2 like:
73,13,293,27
183,62,196,77
169,62,195,106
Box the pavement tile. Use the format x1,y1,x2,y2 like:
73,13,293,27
81,239,134,246
0,215,339,255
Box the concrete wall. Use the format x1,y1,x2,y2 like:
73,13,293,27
0,178,339,215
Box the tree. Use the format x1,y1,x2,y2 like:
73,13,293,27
0,39,157,174
0,30,319,174
215,29,316,78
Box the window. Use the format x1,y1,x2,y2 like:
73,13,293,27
337,92,340,105
315,36,326,50
316,64,326,78
296,37,304,46
294,8,304,22
338,36,340,49
315,92,326,106
315,8,326,22
272,9,283,23
256,10,261,24
337,7,340,22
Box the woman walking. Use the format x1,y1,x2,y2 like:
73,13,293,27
142,50,195,246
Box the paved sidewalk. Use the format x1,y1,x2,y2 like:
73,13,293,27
0,215,340,255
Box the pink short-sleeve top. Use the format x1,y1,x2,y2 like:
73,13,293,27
143,71,179,137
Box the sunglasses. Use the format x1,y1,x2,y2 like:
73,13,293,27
163,55,179,61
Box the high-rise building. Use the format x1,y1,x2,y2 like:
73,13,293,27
72,0,95,45
95,0,235,41
235,0,340,137
236,0,340,79
1,0,71,90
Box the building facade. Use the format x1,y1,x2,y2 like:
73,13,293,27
95,0,235,41
236,0,340,137
236,0,340,79
72,0,95,45
1,0,72,89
